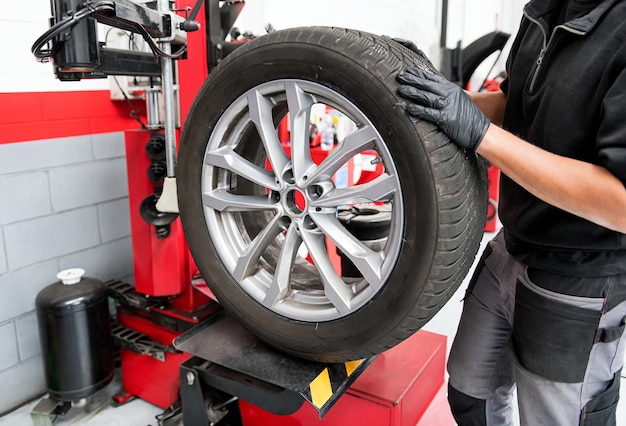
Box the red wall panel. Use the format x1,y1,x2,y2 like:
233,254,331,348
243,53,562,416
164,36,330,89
0,91,145,144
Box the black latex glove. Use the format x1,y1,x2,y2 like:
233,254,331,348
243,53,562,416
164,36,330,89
391,37,426,56
397,67,490,150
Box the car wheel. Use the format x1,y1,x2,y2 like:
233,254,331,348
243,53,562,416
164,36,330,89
177,26,488,362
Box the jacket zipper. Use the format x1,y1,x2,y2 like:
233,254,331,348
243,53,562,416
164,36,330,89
523,11,586,93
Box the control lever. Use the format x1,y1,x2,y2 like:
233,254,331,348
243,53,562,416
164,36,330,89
155,0,180,214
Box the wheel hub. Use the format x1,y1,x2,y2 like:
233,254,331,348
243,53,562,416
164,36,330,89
285,188,306,215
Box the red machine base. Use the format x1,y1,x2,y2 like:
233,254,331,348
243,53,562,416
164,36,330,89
238,329,455,426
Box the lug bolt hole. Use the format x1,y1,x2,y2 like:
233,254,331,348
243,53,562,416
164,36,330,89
279,216,292,229
307,185,323,200
302,215,316,230
286,189,306,214
282,169,295,185
270,191,281,203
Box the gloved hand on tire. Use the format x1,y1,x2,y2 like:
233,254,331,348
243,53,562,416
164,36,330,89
397,67,490,151
391,37,426,57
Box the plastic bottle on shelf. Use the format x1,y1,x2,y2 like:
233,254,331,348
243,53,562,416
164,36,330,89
319,113,335,151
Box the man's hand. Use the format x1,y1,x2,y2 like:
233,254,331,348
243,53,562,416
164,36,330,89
391,37,426,56
397,67,490,150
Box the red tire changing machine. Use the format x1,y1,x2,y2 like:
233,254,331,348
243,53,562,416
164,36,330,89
45,1,454,424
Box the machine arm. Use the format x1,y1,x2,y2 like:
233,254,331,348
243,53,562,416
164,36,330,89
31,0,192,80
32,0,249,214
32,0,204,213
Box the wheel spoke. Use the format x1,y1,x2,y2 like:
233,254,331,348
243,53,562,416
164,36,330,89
310,211,385,289
310,174,397,207
205,146,279,190
307,125,378,183
263,222,301,307
301,227,353,315
248,89,289,176
233,214,285,282
202,190,276,212
285,81,316,185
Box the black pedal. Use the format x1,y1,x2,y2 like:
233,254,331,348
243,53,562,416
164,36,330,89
105,279,168,311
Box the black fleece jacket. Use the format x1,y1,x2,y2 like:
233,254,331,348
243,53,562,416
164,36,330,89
499,0,626,276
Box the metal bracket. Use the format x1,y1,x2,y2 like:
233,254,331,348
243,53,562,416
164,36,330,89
174,311,375,419
111,323,178,362
29,398,71,426
205,0,247,70
106,279,167,311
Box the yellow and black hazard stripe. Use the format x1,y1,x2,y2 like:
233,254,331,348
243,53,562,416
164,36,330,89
303,359,366,410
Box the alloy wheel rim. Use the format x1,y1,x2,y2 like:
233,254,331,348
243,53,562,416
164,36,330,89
200,79,405,322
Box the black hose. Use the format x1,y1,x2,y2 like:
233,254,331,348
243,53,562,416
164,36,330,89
31,1,115,59
129,21,187,60
31,0,186,61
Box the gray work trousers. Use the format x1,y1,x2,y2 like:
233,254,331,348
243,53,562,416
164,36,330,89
447,232,626,425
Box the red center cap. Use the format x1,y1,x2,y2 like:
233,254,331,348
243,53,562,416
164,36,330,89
290,189,306,213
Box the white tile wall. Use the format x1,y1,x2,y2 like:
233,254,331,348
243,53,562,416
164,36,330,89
0,356,46,414
2,0,51,23
58,237,133,283
0,260,59,324
0,19,109,93
4,207,101,270
0,133,132,413
16,313,41,361
0,231,7,275
0,172,52,226
0,323,19,372
49,159,128,212
92,132,126,159
99,199,132,243
0,137,93,174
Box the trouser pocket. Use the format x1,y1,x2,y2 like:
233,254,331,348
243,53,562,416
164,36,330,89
604,318,626,373
463,242,493,300
513,279,603,382
580,369,621,426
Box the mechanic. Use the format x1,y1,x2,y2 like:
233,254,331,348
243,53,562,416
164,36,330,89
397,0,626,424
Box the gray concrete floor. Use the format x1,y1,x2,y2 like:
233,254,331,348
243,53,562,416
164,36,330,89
0,377,165,426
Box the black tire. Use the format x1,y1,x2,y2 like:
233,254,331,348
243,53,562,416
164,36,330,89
177,26,488,362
